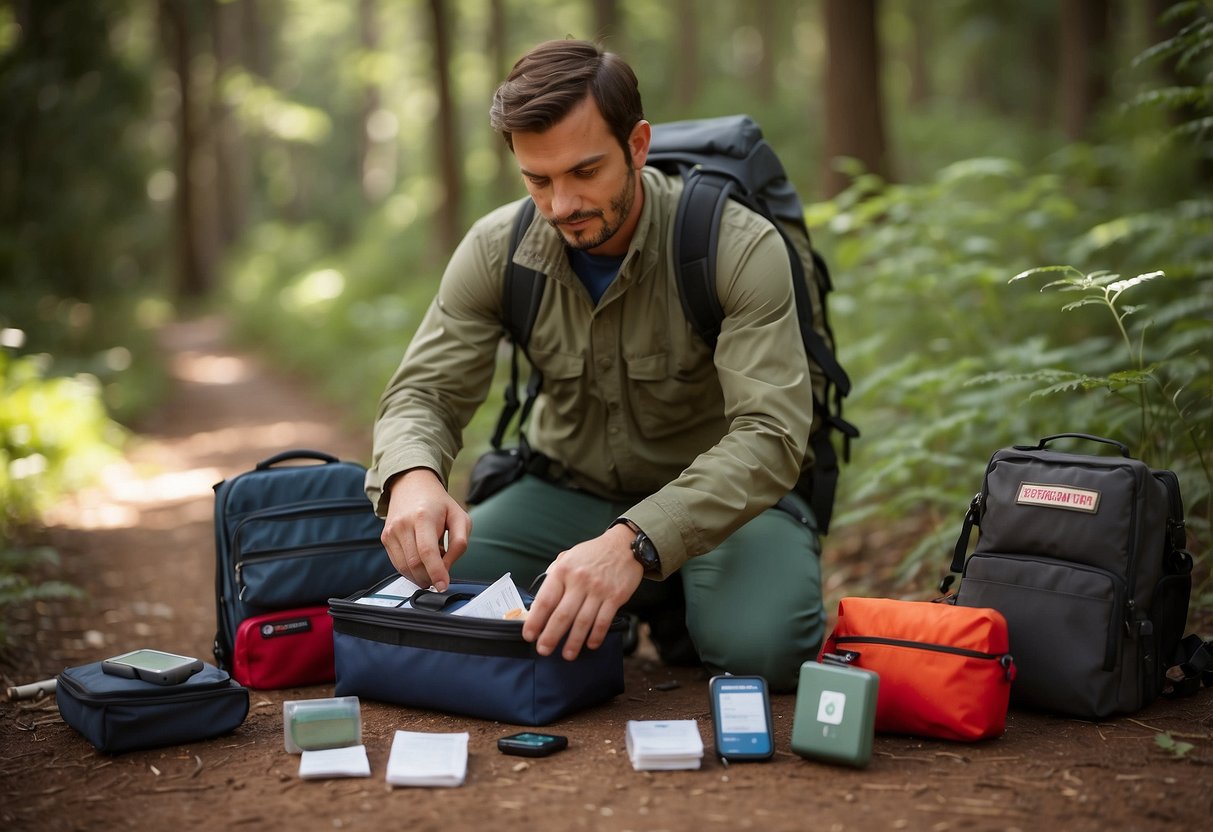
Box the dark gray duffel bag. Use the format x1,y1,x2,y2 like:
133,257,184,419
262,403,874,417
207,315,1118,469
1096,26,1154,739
946,433,1201,718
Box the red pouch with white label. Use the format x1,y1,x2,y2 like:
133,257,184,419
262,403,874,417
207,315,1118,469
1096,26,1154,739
231,606,334,689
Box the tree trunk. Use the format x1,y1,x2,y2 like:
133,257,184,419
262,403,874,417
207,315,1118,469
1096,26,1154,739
358,0,395,203
751,0,778,103
161,0,208,297
210,0,249,246
905,2,931,106
821,0,891,197
488,0,516,203
429,0,461,252
594,0,623,51
673,0,700,115
1058,0,1110,140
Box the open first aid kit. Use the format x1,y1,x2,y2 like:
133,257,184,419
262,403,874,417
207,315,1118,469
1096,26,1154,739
820,597,1014,741
329,575,627,726
56,658,249,754
212,449,392,689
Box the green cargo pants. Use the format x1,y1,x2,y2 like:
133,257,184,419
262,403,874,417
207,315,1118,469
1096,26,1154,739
450,474,824,691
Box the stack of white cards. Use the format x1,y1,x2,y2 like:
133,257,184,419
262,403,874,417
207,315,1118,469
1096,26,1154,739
385,730,469,787
625,720,704,770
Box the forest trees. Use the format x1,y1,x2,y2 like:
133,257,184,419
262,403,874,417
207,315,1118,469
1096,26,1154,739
4,1,1209,601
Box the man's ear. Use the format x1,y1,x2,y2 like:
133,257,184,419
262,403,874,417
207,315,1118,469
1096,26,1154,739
628,120,651,169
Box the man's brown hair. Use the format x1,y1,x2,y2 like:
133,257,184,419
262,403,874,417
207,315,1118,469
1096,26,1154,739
489,39,644,157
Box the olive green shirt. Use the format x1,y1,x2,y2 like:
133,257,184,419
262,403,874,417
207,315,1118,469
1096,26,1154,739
367,167,813,577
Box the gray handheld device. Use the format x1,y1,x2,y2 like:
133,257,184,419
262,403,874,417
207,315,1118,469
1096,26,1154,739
101,649,205,686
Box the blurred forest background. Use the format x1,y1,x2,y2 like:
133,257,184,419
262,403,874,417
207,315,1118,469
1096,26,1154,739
2,0,1211,626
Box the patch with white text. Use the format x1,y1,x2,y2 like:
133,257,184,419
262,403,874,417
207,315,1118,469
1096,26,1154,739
259,617,313,639
1015,482,1100,513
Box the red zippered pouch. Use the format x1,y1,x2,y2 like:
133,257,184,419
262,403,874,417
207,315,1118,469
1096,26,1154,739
820,597,1015,741
232,606,334,689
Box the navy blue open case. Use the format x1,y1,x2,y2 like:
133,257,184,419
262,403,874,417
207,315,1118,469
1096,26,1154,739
330,576,626,726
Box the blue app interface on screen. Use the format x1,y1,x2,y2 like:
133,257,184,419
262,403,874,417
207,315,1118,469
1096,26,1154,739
715,679,771,756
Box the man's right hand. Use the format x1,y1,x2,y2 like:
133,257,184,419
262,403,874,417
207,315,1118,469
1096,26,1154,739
380,468,470,591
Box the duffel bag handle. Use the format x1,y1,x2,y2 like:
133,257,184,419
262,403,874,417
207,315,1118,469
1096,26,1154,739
1021,433,1131,458
255,449,341,470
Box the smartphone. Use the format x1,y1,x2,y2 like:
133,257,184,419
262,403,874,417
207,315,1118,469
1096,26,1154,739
709,674,775,761
101,649,205,686
497,732,568,757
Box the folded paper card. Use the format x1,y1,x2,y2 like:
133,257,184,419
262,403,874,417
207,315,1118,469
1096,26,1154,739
385,730,469,787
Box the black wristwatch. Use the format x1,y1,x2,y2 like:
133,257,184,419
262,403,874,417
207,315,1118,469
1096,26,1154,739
612,518,661,574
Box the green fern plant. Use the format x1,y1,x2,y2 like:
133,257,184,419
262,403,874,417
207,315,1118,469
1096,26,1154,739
1000,265,1211,494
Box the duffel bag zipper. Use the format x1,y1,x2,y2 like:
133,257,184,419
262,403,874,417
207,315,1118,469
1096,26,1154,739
327,598,629,640
832,635,1015,681
57,672,238,705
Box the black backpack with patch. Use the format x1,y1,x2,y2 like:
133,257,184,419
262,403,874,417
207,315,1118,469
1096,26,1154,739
488,115,858,534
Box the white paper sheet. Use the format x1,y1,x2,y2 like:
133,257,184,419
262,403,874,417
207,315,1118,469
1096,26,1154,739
298,744,372,779
450,572,525,619
354,575,423,607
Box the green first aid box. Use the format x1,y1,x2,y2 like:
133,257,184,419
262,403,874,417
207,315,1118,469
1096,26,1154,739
791,660,879,768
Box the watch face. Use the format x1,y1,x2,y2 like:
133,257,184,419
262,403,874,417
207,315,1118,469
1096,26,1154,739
632,533,659,570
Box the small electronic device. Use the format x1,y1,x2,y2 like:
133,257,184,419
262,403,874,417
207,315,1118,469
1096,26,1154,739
100,649,204,686
709,674,774,762
791,660,879,768
497,732,568,757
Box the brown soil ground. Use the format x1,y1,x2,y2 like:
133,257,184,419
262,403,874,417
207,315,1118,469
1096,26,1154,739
1,317,1210,832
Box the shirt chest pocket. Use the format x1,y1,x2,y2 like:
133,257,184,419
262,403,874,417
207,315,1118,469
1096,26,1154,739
624,350,722,439
528,349,585,422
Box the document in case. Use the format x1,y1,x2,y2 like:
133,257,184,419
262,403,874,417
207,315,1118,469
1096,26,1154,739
385,730,469,787
298,744,371,779
450,572,526,619
625,719,704,771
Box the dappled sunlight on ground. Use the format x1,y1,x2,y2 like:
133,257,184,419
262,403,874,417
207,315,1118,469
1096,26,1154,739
173,421,338,459
171,352,252,385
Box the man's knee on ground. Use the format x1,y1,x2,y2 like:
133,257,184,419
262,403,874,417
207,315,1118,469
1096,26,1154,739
691,619,821,692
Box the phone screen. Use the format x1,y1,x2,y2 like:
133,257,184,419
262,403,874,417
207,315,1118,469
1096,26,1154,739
110,650,192,671
712,677,773,759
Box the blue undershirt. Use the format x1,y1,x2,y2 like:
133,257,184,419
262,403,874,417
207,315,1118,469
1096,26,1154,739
567,248,625,305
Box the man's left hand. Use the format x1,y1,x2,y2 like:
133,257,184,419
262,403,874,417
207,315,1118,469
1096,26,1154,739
521,523,644,660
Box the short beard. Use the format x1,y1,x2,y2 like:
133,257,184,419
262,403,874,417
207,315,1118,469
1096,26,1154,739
549,165,636,252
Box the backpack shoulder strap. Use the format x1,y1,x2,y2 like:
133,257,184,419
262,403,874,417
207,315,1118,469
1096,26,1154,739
671,168,852,399
503,198,545,346
671,170,730,346
490,199,545,450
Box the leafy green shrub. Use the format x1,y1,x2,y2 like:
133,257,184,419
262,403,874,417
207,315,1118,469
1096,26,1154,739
814,168,1210,601
0,349,126,539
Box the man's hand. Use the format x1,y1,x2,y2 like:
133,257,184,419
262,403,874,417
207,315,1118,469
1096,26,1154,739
522,523,644,661
380,468,470,591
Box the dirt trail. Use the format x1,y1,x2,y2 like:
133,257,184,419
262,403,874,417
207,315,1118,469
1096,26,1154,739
1,317,1210,832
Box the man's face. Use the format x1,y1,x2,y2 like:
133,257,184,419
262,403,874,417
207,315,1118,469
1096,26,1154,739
511,95,649,257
